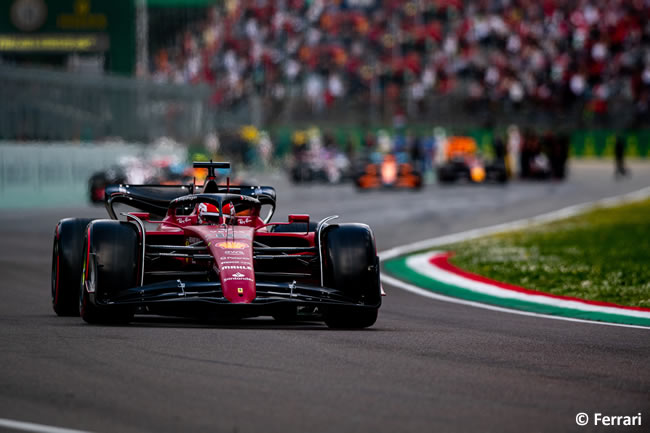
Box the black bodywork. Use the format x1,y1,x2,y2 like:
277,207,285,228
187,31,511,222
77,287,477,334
437,159,508,184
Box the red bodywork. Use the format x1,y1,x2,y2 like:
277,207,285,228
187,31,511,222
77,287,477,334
187,225,257,303
70,161,381,328
126,203,316,305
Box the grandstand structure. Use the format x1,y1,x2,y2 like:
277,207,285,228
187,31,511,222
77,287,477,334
1,0,649,141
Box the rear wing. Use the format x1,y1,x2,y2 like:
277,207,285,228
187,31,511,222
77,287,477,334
445,136,478,159
104,161,276,220
104,183,276,220
193,161,230,178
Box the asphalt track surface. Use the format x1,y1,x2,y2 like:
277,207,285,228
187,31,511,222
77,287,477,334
1,161,649,433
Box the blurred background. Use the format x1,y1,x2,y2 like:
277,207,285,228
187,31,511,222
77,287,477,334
1,0,649,208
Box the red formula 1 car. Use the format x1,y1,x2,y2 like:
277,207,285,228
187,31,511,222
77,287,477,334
52,162,382,328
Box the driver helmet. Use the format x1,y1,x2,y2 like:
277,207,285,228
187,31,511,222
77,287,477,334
196,202,234,224
197,202,218,224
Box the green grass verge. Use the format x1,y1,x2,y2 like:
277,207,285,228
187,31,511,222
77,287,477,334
442,199,650,308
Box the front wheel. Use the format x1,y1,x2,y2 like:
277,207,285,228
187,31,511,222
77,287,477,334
322,224,381,329
436,166,455,184
80,220,139,324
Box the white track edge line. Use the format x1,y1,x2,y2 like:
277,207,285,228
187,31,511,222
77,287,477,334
378,186,650,330
381,273,650,330
0,418,94,433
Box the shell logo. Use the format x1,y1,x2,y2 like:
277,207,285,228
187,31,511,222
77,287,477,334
216,241,247,249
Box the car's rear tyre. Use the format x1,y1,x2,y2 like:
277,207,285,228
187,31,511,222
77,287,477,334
51,218,95,316
413,173,424,190
322,224,380,329
291,166,312,183
497,169,508,184
88,174,106,203
437,166,455,184
80,220,139,325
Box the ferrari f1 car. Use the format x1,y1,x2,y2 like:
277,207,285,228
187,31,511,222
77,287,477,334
354,153,422,190
437,136,507,184
52,162,381,328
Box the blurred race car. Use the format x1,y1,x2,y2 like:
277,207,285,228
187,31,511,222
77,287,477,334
290,147,350,184
437,136,507,184
89,157,195,203
522,153,553,180
88,165,127,203
355,153,422,190
53,162,382,328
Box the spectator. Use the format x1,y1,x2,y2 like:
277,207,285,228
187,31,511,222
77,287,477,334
148,0,650,123
614,135,628,178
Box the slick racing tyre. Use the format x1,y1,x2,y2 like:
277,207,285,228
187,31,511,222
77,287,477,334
322,224,381,329
88,174,106,203
52,218,95,316
80,220,139,325
436,166,455,184
291,166,312,183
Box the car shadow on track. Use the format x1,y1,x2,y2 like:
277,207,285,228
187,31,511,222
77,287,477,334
47,315,382,331
130,316,328,330
44,315,318,330
43,314,385,332
129,316,380,331
131,317,379,332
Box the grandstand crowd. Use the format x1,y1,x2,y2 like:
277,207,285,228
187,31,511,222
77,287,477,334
150,0,650,121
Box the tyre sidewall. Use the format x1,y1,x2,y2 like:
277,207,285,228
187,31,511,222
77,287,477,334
52,218,95,316
80,220,139,324
323,223,381,306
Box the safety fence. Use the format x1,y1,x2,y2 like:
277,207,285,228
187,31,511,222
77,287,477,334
3,63,648,147
0,65,215,143
0,142,146,208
